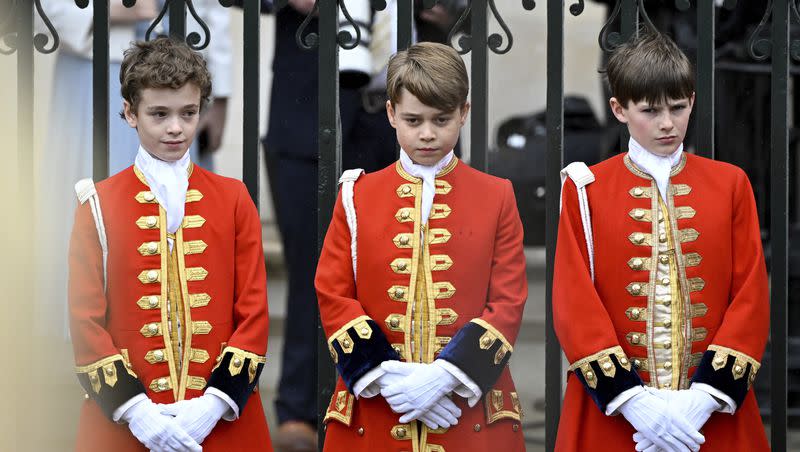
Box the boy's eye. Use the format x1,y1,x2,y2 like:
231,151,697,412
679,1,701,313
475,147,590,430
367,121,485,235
436,117,451,124
152,111,167,118
405,118,419,125
671,105,686,111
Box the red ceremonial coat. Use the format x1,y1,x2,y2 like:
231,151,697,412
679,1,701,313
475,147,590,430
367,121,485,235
69,164,272,451
315,159,528,452
553,153,769,451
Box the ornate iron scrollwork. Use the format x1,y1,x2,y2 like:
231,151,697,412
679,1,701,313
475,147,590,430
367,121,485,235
747,0,773,61
1,0,59,55
295,0,320,50
447,2,471,54
447,0,531,56
598,0,623,52
569,0,585,17
146,0,172,40
185,0,211,50
337,0,362,49
487,0,513,54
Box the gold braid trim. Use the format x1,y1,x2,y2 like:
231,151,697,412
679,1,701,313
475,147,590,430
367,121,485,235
470,318,514,353
707,344,761,385
326,315,373,347
212,346,267,384
75,354,137,393
567,346,633,389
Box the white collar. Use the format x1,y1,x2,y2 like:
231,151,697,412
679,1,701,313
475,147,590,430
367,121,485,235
134,146,191,235
628,138,683,203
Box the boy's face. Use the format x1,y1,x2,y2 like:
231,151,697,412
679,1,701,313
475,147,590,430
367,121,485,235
610,94,695,157
386,88,469,166
123,83,201,162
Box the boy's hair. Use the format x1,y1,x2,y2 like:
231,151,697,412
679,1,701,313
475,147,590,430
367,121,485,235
605,31,694,106
386,42,469,112
119,37,212,118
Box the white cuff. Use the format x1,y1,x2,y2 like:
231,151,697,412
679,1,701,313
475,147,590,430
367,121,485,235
435,359,482,407
605,385,645,416
353,366,386,399
112,393,148,423
691,382,736,414
205,387,239,421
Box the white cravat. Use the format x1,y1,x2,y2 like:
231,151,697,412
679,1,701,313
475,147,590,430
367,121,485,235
134,146,190,236
399,150,454,225
627,138,683,203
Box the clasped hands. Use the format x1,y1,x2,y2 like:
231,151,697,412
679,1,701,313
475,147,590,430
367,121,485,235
122,393,230,451
620,387,721,452
376,360,467,430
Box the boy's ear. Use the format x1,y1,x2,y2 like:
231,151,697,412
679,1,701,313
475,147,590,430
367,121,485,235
386,100,398,128
123,101,138,128
459,101,471,125
609,97,628,124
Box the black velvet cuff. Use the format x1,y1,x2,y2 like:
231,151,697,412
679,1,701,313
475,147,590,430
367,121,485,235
329,319,400,393
691,350,756,409
207,351,265,414
573,353,643,413
76,359,146,420
438,321,511,395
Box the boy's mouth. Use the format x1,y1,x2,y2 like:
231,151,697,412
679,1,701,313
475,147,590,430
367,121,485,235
656,136,677,143
417,147,438,152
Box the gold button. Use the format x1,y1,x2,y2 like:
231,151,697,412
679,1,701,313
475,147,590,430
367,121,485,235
396,427,406,438
401,210,410,219
147,270,158,282
402,186,411,194
399,235,410,245
393,346,402,355
394,288,405,299
148,323,159,334
633,187,644,196
633,209,645,219
664,361,672,370
342,339,351,348
659,232,667,243
633,233,645,244
390,318,400,328
663,297,672,307
146,216,157,228
631,308,641,319
473,424,481,432
734,365,744,374
631,334,641,344
585,371,595,380
143,191,155,202
89,374,98,382
357,427,364,436
105,366,114,376
361,327,369,336
157,378,168,390
661,277,670,286
620,357,629,365
632,258,643,270
148,296,159,308
147,242,158,254
397,262,407,271
512,424,519,432
153,350,164,361
663,340,672,349
714,357,725,366
631,284,642,295
659,255,670,264
602,362,613,371
233,358,242,367
633,359,641,369
481,337,492,347
663,320,672,328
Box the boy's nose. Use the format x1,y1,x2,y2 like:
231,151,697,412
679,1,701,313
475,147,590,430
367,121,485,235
659,115,674,131
166,118,182,134
419,125,435,140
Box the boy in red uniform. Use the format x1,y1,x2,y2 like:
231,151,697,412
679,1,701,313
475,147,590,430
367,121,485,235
68,38,272,451
315,42,528,451
554,32,769,451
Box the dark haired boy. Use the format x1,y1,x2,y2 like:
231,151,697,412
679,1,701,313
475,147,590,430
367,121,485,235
553,32,769,451
68,38,272,451
315,42,528,451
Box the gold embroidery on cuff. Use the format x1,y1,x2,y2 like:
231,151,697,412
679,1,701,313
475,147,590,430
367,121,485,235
471,319,514,352
324,391,355,426
337,332,354,354
567,346,633,374
354,320,372,339
327,316,372,347
707,344,761,385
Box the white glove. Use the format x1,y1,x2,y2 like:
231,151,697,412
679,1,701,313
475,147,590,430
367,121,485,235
121,398,202,452
381,360,462,428
618,390,705,452
633,388,721,451
160,393,231,445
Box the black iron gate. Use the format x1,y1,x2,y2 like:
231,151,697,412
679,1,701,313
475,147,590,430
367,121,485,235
2,0,795,450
